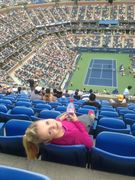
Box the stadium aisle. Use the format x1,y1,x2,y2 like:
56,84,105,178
0,153,134,180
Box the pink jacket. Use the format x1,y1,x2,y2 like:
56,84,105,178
51,118,93,149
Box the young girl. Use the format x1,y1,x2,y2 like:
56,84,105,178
23,113,93,160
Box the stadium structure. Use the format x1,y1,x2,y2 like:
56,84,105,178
0,0,135,94
1,1,135,180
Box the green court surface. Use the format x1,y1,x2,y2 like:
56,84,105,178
68,52,135,95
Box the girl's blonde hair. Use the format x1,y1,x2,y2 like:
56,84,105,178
23,122,49,160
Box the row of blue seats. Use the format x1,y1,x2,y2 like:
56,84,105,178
0,119,135,175
0,103,135,122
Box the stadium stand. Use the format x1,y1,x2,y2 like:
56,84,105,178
1,1,135,179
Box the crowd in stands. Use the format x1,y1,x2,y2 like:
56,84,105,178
15,35,77,88
0,3,135,86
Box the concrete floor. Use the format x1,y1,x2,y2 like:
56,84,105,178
0,153,134,180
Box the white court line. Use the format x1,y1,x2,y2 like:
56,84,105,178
111,60,113,87
90,77,112,80
86,59,94,84
99,64,103,79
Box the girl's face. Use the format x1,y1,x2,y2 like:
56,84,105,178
36,119,62,141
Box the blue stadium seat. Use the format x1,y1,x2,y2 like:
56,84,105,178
16,101,32,107
0,165,51,180
11,106,34,117
49,102,62,109
3,96,15,102
118,109,135,117
38,110,61,119
16,98,30,102
100,107,115,112
90,132,135,175
124,113,135,125
131,123,135,136
77,108,91,116
58,97,69,105
0,105,8,113
35,103,52,110
0,135,26,157
41,144,88,167
0,99,13,109
32,100,47,106
95,117,130,136
0,112,32,122
82,105,97,112
55,106,67,113
98,111,119,119
5,119,32,136
128,103,135,110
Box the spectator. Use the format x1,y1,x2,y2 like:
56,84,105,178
63,90,70,98
109,94,127,108
84,93,101,109
123,85,132,99
74,89,81,100
23,112,94,160
112,88,119,94
43,88,56,102
30,86,43,100
17,87,22,94
27,79,35,91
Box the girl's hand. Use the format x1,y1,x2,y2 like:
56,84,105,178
67,113,78,122
59,113,68,121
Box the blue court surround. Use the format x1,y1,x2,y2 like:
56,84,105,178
84,59,117,87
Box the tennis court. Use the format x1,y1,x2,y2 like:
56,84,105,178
84,59,117,87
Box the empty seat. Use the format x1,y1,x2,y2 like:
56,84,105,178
124,113,135,125
38,110,61,119
0,105,8,113
90,132,135,175
0,135,26,157
5,119,32,136
11,106,34,117
35,104,52,110
55,106,67,113
0,165,51,180
41,143,88,167
95,118,130,136
49,102,62,109
16,101,32,107
98,111,119,119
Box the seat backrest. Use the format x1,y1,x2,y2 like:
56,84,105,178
96,132,135,156
99,111,119,118
100,107,115,112
98,118,126,129
39,110,61,119
32,100,46,106
35,103,52,110
55,106,67,113
119,109,135,116
16,101,32,107
0,165,51,180
77,108,90,115
17,98,30,102
82,105,97,111
49,102,62,109
41,144,87,167
0,112,32,122
11,106,34,116
0,99,12,105
0,135,26,157
0,105,8,113
124,113,135,120
5,119,32,136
